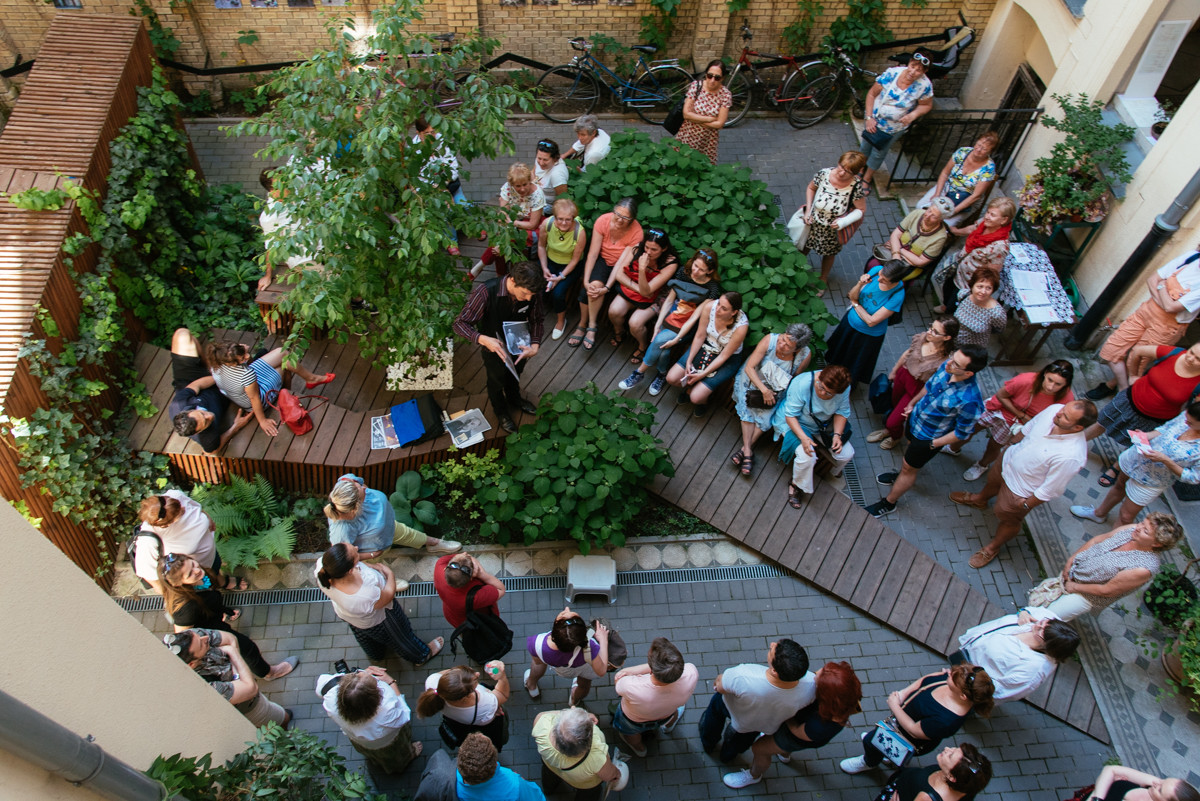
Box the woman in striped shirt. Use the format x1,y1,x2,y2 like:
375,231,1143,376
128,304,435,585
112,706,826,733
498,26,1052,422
206,341,333,437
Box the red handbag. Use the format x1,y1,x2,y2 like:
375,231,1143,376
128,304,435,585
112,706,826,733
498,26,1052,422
266,389,328,436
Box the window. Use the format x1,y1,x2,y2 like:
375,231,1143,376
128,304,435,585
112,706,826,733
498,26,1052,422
51,0,83,8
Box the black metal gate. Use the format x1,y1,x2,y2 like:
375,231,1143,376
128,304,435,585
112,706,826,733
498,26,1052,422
885,106,1042,188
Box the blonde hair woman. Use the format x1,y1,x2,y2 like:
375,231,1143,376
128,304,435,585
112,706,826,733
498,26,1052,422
325,474,460,561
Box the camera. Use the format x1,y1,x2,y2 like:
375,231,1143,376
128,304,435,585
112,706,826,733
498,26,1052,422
334,659,351,675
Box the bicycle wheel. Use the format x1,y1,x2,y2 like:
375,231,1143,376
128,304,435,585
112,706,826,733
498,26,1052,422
724,67,752,127
631,64,692,126
434,69,474,101
776,62,832,108
787,75,842,129
535,66,599,124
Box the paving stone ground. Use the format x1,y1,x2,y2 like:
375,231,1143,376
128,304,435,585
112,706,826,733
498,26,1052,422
181,112,1200,788
132,574,1111,801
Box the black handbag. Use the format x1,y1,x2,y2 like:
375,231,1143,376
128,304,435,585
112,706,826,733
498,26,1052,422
745,389,774,409
438,697,510,751
808,378,852,448
662,81,697,135
868,373,893,415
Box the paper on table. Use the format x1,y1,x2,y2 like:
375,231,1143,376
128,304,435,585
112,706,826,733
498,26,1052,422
1010,270,1049,292
1018,288,1052,308
1024,305,1062,324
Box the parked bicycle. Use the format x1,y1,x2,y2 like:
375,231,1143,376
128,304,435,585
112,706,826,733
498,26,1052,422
785,46,881,129
724,20,828,128
536,37,692,125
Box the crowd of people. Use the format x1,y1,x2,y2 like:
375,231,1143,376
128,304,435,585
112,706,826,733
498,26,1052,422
135,51,1200,800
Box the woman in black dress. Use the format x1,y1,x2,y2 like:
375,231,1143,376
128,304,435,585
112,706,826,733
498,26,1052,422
1088,765,1199,801
874,743,992,801
158,552,297,680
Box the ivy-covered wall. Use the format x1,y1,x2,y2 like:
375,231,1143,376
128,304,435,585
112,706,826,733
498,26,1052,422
0,0,994,99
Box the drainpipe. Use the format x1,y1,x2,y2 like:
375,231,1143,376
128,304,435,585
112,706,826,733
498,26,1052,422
0,690,171,801
1065,166,1200,349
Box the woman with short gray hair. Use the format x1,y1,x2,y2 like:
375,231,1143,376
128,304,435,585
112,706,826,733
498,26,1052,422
566,114,611,171
731,324,813,477
533,707,627,798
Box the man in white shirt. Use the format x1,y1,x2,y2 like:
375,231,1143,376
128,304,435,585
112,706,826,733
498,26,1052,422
950,400,1096,568
316,665,421,775
565,114,611,171
1090,247,1200,398
697,640,815,763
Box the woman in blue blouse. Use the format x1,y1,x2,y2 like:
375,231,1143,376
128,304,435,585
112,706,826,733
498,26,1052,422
824,259,908,385
1071,401,1200,526
325,474,461,563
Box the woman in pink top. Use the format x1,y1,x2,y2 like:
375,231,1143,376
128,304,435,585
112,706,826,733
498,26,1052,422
571,198,643,351
948,360,1075,481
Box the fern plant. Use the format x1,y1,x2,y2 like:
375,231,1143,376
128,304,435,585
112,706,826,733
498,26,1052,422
190,474,297,569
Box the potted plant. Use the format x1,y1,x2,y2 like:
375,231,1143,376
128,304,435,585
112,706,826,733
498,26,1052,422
1140,558,1200,709
1151,99,1176,139
1017,93,1136,234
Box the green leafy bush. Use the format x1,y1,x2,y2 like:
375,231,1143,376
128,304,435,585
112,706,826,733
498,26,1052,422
572,131,834,340
422,449,504,526
478,383,674,553
190,475,296,569
389,470,440,532
1143,562,1200,630
145,723,385,801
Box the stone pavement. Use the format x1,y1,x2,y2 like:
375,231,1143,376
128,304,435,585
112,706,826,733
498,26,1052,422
182,112,1200,786
129,570,1110,801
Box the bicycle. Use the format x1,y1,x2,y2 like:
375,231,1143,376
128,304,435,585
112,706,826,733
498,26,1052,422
786,46,880,130
535,37,692,126
724,20,829,128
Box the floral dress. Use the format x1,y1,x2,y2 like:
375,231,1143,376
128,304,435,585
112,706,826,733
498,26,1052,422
808,168,869,257
734,334,810,432
676,81,732,165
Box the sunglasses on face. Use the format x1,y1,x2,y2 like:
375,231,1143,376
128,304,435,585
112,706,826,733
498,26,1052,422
705,72,723,81
911,53,930,66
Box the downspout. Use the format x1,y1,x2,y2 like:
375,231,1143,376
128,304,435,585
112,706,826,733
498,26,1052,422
0,690,171,801
1065,166,1200,349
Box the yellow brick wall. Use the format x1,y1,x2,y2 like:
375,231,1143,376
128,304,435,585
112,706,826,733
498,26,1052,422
0,0,992,94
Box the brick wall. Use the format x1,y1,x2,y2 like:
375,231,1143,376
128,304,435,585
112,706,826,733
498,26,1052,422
0,0,992,96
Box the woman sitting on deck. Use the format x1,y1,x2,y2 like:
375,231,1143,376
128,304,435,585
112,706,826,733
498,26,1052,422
205,341,333,437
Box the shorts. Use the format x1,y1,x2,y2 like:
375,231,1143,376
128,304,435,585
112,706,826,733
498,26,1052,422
992,478,1033,524
1125,476,1164,507
902,422,941,469
977,408,1019,446
1097,388,1168,447
617,285,655,309
611,704,672,735
772,721,824,753
171,353,210,391
551,662,602,681
1098,300,1187,363
577,256,615,304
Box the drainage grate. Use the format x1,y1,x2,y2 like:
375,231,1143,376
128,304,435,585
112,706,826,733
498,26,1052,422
843,457,866,507
114,564,791,611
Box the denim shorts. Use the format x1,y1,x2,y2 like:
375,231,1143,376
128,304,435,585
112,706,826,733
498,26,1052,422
611,703,670,735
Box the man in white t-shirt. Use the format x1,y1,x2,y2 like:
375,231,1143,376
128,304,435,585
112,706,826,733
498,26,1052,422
565,115,611,171
698,640,815,763
1090,247,1200,399
317,665,421,775
612,636,698,757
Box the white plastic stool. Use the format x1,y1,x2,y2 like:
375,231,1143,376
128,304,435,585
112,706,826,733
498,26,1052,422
566,554,617,605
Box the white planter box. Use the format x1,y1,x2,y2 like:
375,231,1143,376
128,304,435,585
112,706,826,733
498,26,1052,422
387,339,454,391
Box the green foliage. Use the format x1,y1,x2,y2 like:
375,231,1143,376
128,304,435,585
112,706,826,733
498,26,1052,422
477,383,674,553
639,0,680,54
191,475,297,569
389,470,439,532
782,0,824,53
229,82,273,116
145,724,386,801
507,67,538,90
1019,93,1135,231
181,90,215,117
421,449,504,526
1142,562,1199,630
823,0,891,53
726,0,750,11
572,131,833,339
235,0,535,370
4,187,70,211
589,32,635,76
235,29,259,46
130,0,182,60
289,495,326,520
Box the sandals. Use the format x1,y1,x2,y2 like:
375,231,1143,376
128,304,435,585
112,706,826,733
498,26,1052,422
730,451,744,467
741,452,754,477
415,636,444,667
786,484,804,509
523,668,541,698
629,347,645,364
609,332,625,348
224,608,242,623
1098,467,1119,487
223,575,249,592
567,327,585,348
583,327,598,351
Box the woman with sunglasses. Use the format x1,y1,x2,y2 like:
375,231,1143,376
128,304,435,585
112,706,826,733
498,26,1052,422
840,664,994,775
524,606,610,707
676,59,732,165
868,315,958,451
608,227,679,356
860,49,935,185
871,744,992,801
157,552,298,680
533,138,569,217
136,490,238,594
666,291,750,417
572,198,643,351
538,197,588,341
205,341,334,438
947,359,1075,480
800,150,870,291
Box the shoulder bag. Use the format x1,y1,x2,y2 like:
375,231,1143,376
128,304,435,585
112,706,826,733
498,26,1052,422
808,377,853,448
449,584,513,664
868,373,893,415
663,81,697,135
787,207,811,251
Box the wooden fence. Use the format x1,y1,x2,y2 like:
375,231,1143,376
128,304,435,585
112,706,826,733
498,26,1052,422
0,14,163,586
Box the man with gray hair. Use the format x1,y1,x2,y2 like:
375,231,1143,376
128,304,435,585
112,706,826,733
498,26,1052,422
565,115,611,171
533,707,628,799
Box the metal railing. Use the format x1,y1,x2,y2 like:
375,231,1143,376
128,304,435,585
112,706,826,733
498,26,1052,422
885,107,1043,188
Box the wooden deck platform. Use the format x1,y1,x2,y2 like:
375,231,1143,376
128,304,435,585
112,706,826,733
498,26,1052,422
130,297,1108,742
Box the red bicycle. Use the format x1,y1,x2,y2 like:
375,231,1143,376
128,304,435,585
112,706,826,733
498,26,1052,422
724,20,828,128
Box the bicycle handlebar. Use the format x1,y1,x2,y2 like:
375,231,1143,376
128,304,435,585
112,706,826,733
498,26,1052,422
569,37,592,52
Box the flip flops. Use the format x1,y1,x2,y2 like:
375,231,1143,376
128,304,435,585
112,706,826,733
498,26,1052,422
523,668,541,698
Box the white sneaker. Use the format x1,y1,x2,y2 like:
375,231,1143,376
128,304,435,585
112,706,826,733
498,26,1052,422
776,753,792,763
723,769,762,789
659,705,685,734
1070,505,1108,524
963,462,988,482
840,755,871,774
940,445,964,456
866,428,889,443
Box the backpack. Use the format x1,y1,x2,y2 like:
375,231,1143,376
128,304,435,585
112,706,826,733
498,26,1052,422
125,529,163,589
448,584,513,664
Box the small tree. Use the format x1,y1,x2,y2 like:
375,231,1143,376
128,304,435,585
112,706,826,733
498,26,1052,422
236,0,536,371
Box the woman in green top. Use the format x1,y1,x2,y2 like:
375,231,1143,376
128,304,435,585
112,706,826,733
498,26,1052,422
871,201,950,282
538,197,588,340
